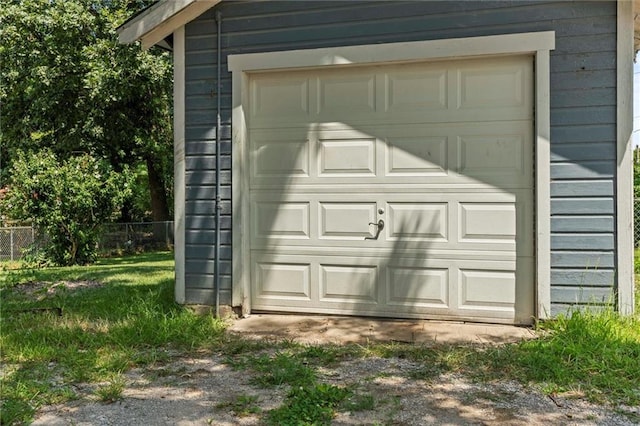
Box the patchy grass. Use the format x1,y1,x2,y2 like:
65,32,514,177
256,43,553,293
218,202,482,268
489,308,640,406
2,252,638,424
266,383,353,426
0,252,227,425
216,394,262,417
94,375,126,403
226,347,372,424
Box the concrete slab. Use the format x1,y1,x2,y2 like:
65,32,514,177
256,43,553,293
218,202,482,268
227,314,536,345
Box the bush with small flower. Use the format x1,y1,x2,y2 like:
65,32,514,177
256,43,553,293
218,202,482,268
1,150,130,265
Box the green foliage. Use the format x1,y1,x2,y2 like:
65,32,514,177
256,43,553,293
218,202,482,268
95,376,125,403
0,0,172,220
247,352,317,388
1,151,129,265
266,384,352,426
216,394,262,417
503,309,640,405
1,252,228,425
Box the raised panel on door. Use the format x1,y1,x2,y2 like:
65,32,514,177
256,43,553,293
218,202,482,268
459,203,516,243
458,269,516,315
316,71,377,118
318,138,376,176
386,266,449,309
319,264,379,304
319,202,376,240
250,128,311,184
250,76,310,127
386,203,448,242
254,261,312,302
384,64,448,113
455,55,533,121
252,201,310,241
386,136,448,176
454,121,532,188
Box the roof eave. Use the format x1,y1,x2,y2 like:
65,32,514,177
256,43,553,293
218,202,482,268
117,0,220,50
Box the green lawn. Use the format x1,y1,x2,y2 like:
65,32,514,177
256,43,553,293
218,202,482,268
0,252,227,424
1,252,639,425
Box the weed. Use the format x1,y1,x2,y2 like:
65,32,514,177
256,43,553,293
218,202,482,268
216,394,261,417
266,383,352,426
297,345,353,366
341,392,375,412
95,376,125,403
249,352,316,388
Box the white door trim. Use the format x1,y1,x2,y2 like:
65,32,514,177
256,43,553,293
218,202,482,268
616,0,635,315
230,31,555,319
173,25,186,304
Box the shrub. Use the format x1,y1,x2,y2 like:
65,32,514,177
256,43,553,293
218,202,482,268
1,150,129,265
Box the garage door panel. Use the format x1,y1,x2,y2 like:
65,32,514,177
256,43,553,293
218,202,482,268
320,264,379,304
386,136,448,176
459,203,516,242
458,134,525,176
385,67,448,112
250,77,309,125
386,202,448,241
250,123,530,188
255,262,311,302
249,56,532,130
459,269,516,314
250,192,527,254
251,130,311,180
253,140,309,178
319,202,376,239
253,201,310,240
319,138,376,176
317,73,376,116
457,65,527,110
386,267,449,308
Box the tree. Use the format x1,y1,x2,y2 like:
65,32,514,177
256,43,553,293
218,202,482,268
0,0,172,222
1,151,129,265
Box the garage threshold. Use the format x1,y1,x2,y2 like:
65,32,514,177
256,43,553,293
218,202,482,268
227,314,536,345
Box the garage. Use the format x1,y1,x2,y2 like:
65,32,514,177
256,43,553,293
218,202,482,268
119,0,635,322
244,55,535,324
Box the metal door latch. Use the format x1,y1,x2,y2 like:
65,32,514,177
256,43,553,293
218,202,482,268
365,219,384,240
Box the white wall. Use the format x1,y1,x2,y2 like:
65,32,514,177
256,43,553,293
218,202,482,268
634,53,640,147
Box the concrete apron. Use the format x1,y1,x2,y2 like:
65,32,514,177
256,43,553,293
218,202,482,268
227,314,536,345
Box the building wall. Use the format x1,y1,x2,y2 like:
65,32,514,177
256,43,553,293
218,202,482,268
183,1,618,315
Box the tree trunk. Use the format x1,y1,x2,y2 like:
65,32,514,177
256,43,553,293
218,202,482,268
146,156,170,222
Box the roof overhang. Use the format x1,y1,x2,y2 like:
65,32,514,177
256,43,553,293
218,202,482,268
122,1,640,56
117,0,220,50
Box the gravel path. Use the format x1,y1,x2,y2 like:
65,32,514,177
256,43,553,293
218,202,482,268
32,354,638,426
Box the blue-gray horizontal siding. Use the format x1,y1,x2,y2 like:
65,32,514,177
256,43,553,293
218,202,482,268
183,0,618,311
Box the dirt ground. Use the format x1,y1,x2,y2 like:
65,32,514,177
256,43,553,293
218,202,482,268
32,354,637,426
32,317,638,426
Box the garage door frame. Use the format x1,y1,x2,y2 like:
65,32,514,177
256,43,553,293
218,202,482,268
229,31,556,320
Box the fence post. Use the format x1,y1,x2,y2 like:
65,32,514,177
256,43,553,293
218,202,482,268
165,221,169,246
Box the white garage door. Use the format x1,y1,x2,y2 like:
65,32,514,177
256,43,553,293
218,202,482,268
246,55,534,324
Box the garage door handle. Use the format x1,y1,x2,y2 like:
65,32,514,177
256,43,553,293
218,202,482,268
365,219,384,240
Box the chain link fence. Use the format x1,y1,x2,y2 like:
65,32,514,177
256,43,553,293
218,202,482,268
636,198,640,248
0,227,36,261
98,221,174,252
0,222,174,261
